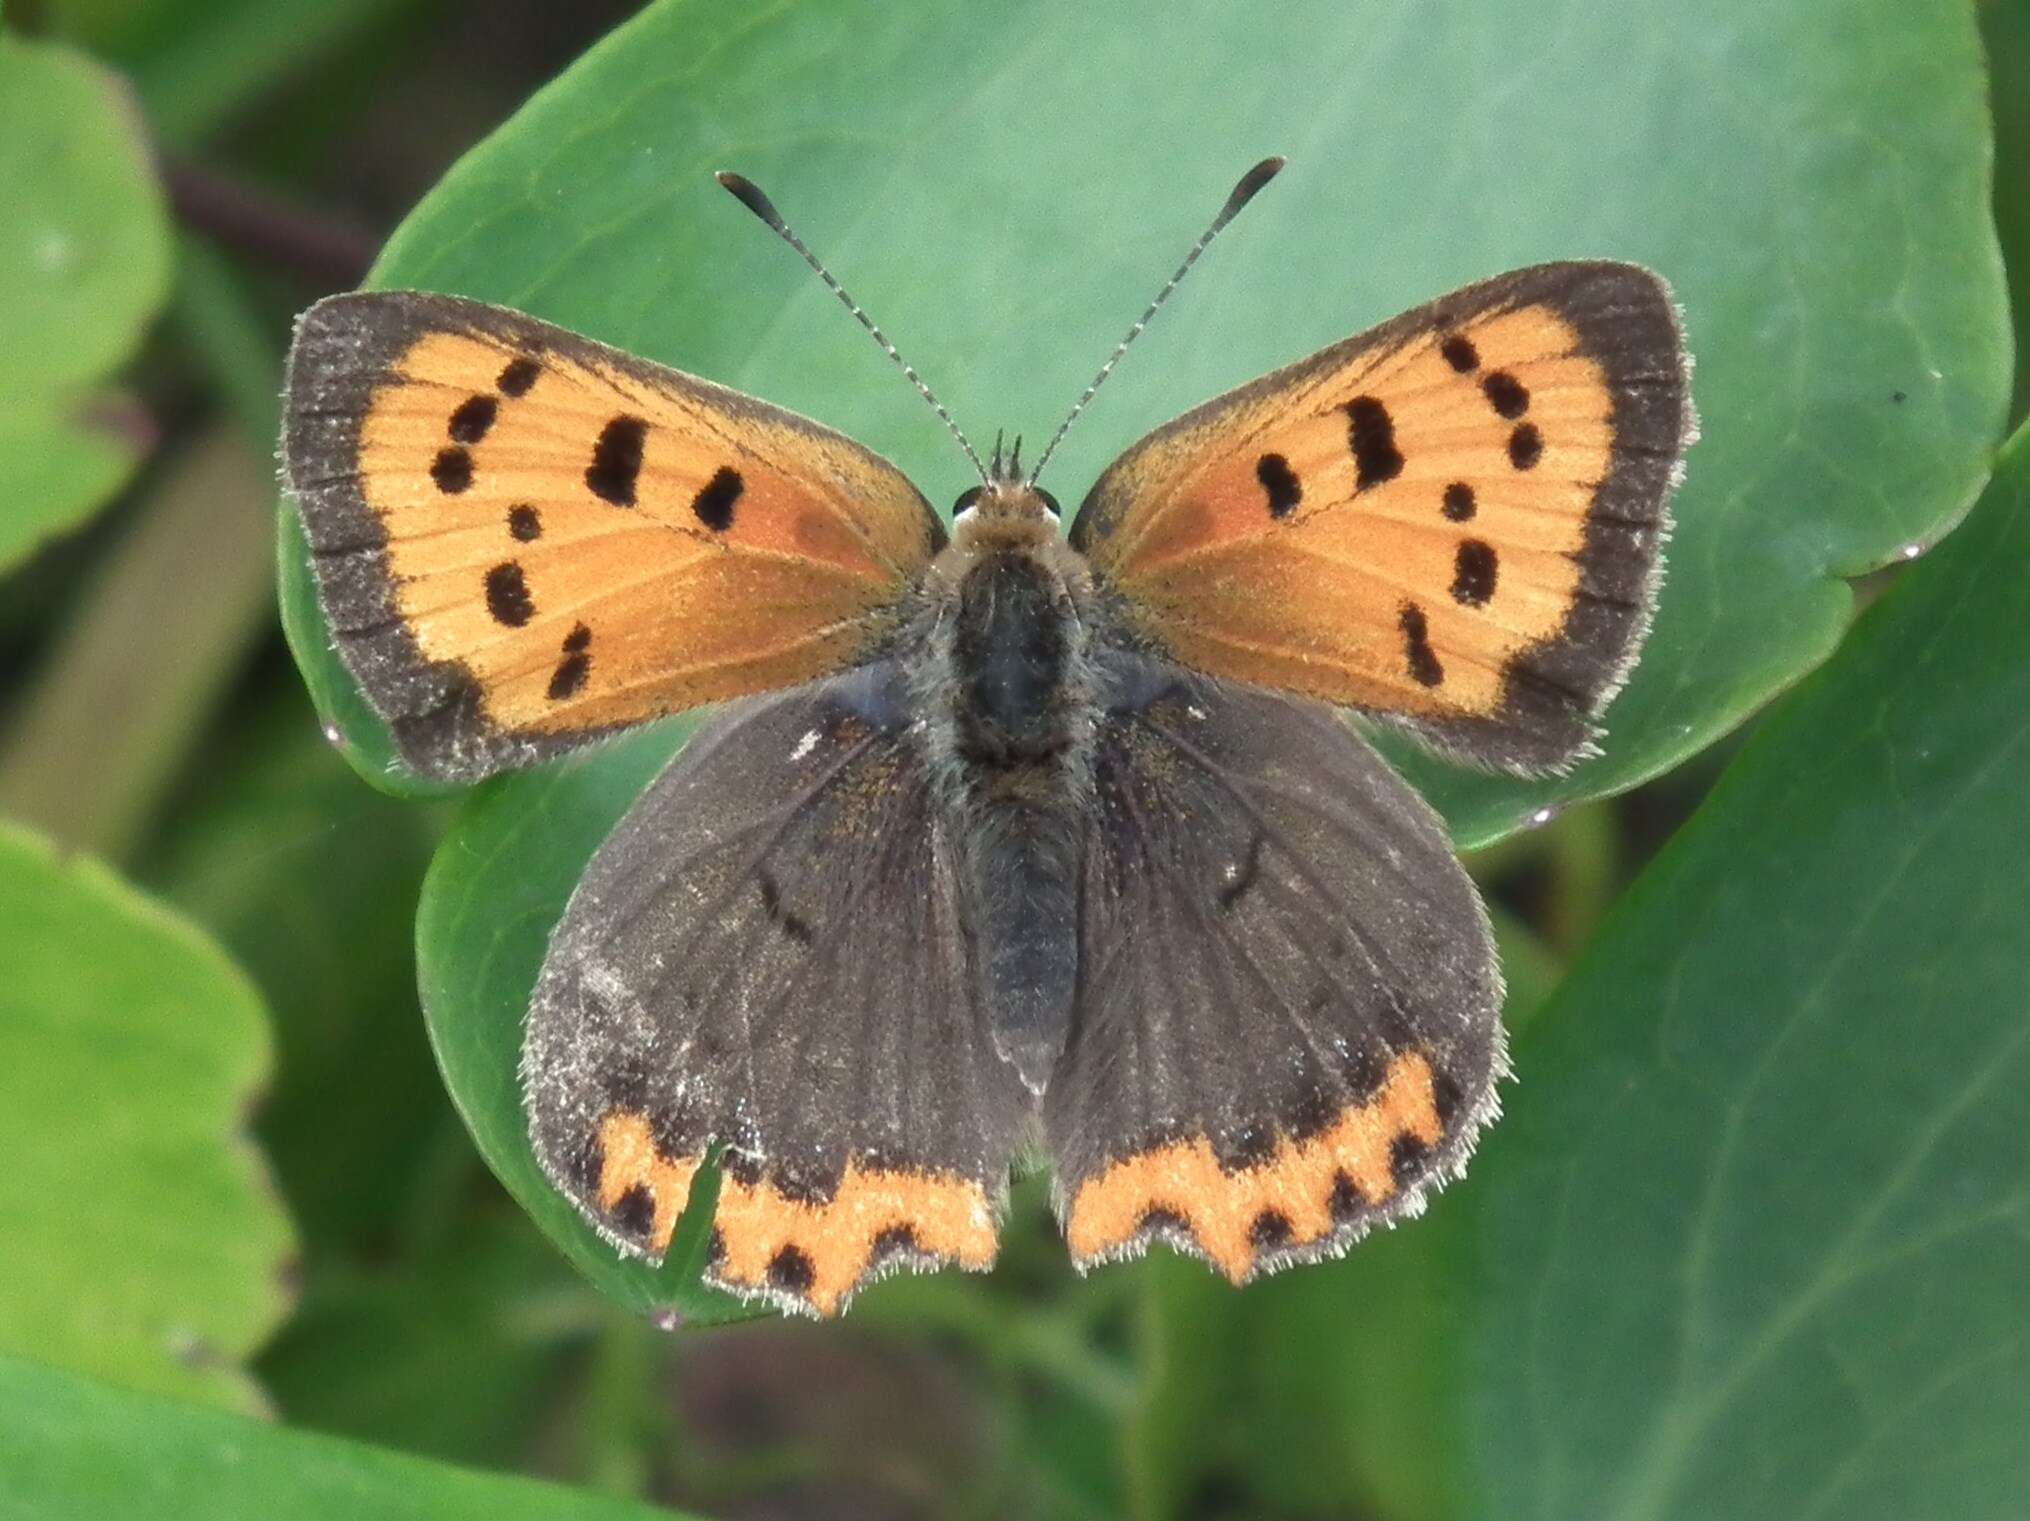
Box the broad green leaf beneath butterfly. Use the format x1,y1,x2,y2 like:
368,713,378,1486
275,0,2007,1312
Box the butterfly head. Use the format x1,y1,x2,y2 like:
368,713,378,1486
951,433,1062,549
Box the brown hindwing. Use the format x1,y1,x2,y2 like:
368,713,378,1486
1046,653,1506,1284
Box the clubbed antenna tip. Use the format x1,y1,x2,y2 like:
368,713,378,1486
716,168,989,484
1027,155,1288,484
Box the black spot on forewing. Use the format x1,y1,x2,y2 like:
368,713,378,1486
1481,371,1529,419
484,563,534,626
1441,334,1479,372
1442,483,1476,522
767,1244,815,1293
1508,422,1543,470
1328,1171,1364,1222
690,466,744,531
1452,540,1498,607
586,416,649,506
1399,603,1444,687
431,446,473,494
497,357,540,397
508,504,542,541
448,395,498,444
547,638,591,701
1344,397,1403,489
1256,453,1302,518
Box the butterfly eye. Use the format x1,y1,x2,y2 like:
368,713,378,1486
952,485,986,523
1035,487,1062,520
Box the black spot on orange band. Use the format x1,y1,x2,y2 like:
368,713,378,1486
1389,1134,1431,1186
1441,334,1479,372
1248,1209,1293,1248
609,1184,655,1239
871,1223,921,1261
767,1244,816,1293
1345,397,1404,489
497,357,540,397
1452,540,1498,606
508,504,541,541
448,394,498,444
1442,482,1476,522
1508,422,1543,470
690,465,744,531
1256,452,1302,518
547,650,590,701
586,415,649,506
484,562,534,626
1481,370,1529,419
431,446,473,494
562,622,591,654
1400,603,1444,687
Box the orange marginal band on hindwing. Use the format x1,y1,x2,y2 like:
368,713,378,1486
1064,1050,1443,1281
590,1111,997,1317
283,292,945,780
1070,262,1695,774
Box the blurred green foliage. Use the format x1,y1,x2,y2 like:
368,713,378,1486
0,33,169,570
0,1,2023,1518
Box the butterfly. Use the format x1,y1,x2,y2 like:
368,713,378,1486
282,157,1693,1317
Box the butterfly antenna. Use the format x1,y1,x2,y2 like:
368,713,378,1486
1027,156,1285,485
716,171,990,484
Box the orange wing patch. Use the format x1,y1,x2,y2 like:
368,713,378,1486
1063,1051,1444,1282
1073,263,1691,773
286,292,943,779
592,1110,997,1318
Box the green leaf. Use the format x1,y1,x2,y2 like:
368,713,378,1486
1454,421,2030,1515
1984,0,2030,427
259,1217,594,1469
0,35,172,572
0,1354,698,1521
0,821,295,1414
276,0,2006,1308
140,695,449,1252
40,0,424,146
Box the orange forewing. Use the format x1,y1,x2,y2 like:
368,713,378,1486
286,292,943,778
1073,263,1689,773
